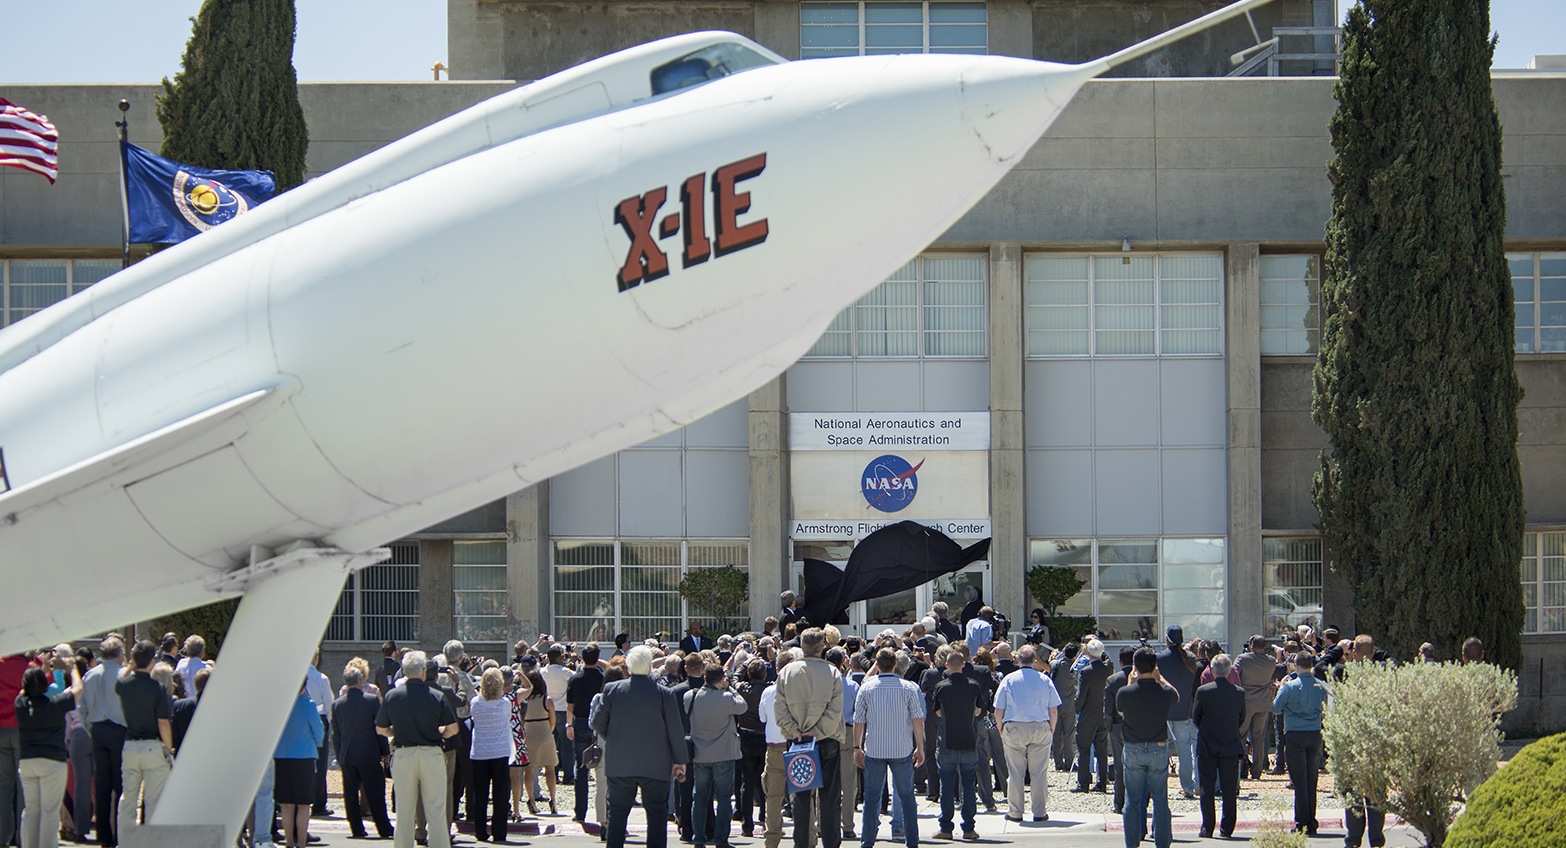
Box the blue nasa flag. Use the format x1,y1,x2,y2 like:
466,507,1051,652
120,140,275,244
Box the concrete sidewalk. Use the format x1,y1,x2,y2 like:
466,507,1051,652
299,795,1425,847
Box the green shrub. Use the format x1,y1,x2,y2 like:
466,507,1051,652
1323,661,1518,848
677,566,749,635
1446,732,1566,848
1249,799,1307,848
1041,615,1097,649
151,598,241,659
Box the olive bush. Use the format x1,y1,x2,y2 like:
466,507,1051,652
1446,732,1566,848
1323,661,1518,847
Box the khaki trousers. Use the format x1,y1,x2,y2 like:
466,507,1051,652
118,740,170,841
763,745,786,848
393,747,450,848
1001,722,1050,819
19,758,68,848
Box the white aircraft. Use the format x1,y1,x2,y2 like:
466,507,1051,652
0,1,1270,842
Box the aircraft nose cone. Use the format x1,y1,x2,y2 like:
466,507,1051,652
957,58,1096,166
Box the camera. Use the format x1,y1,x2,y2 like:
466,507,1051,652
992,613,1011,641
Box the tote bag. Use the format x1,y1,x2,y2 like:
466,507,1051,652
784,739,823,793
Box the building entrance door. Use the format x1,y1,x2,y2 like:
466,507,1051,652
787,550,990,641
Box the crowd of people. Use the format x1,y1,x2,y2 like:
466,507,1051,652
0,598,1494,848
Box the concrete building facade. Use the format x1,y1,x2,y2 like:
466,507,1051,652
2,0,1562,730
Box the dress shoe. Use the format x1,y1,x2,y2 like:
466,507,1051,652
1004,816,1023,823
1032,815,1048,823
1198,828,1213,838
1068,786,1089,794
1092,784,1108,793
842,828,855,840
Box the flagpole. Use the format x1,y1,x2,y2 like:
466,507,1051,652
115,99,130,269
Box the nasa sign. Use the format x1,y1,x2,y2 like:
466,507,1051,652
861,454,921,512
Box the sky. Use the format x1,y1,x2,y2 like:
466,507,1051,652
0,0,1560,84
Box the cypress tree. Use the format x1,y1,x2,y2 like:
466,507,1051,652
156,0,308,191
1314,0,1524,668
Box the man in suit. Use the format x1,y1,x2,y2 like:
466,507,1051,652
1070,639,1112,793
1048,643,1079,772
335,664,393,840
1191,653,1246,839
1102,646,1135,815
592,645,689,848
680,623,716,655
1234,636,1278,778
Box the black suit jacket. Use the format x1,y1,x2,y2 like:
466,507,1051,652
1104,667,1131,726
591,675,689,779
1191,678,1246,757
333,687,390,766
1075,658,1113,722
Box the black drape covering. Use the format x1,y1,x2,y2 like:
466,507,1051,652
800,521,991,628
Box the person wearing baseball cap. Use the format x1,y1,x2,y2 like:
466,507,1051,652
1155,625,1199,799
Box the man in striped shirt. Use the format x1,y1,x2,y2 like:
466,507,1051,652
852,649,925,848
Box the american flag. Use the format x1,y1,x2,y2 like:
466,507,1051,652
0,98,59,183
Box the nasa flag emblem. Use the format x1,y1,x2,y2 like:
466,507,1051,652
784,740,823,793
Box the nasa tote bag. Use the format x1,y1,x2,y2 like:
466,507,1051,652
784,739,824,793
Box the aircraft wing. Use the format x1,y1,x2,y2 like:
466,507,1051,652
0,388,276,522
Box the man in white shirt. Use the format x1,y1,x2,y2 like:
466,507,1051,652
757,649,799,848
992,645,1061,823
541,644,576,788
173,636,208,702
305,648,337,816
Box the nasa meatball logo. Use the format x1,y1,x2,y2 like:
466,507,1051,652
173,170,253,232
861,454,923,513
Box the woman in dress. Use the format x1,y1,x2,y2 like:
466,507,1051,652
274,679,324,848
470,668,514,842
520,668,558,814
506,667,533,820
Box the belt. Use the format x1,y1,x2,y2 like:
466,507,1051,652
525,717,551,723
767,742,787,748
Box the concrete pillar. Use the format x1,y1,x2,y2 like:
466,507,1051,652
1225,243,1264,654
508,484,550,647
446,0,507,81
749,375,789,630
989,243,1027,622
987,0,1033,59
418,539,454,651
754,0,801,59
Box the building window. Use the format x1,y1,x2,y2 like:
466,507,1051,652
1260,255,1321,355
1,258,117,327
326,542,420,643
1024,254,1223,357
806,255,986,358
552,539,749,642
1523,531,1566,634
1510,252,1566,353
453,540,509,644
1262,536,1324,640
1027,537,1226,642
801,1,987,60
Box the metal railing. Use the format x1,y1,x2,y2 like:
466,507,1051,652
1228,26,1341,77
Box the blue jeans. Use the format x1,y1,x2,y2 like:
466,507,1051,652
937,747,978,833
692,760,735,847
1166,719,1197,795
254,759,276,845
860,755,916,848
1121,742,1171,848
